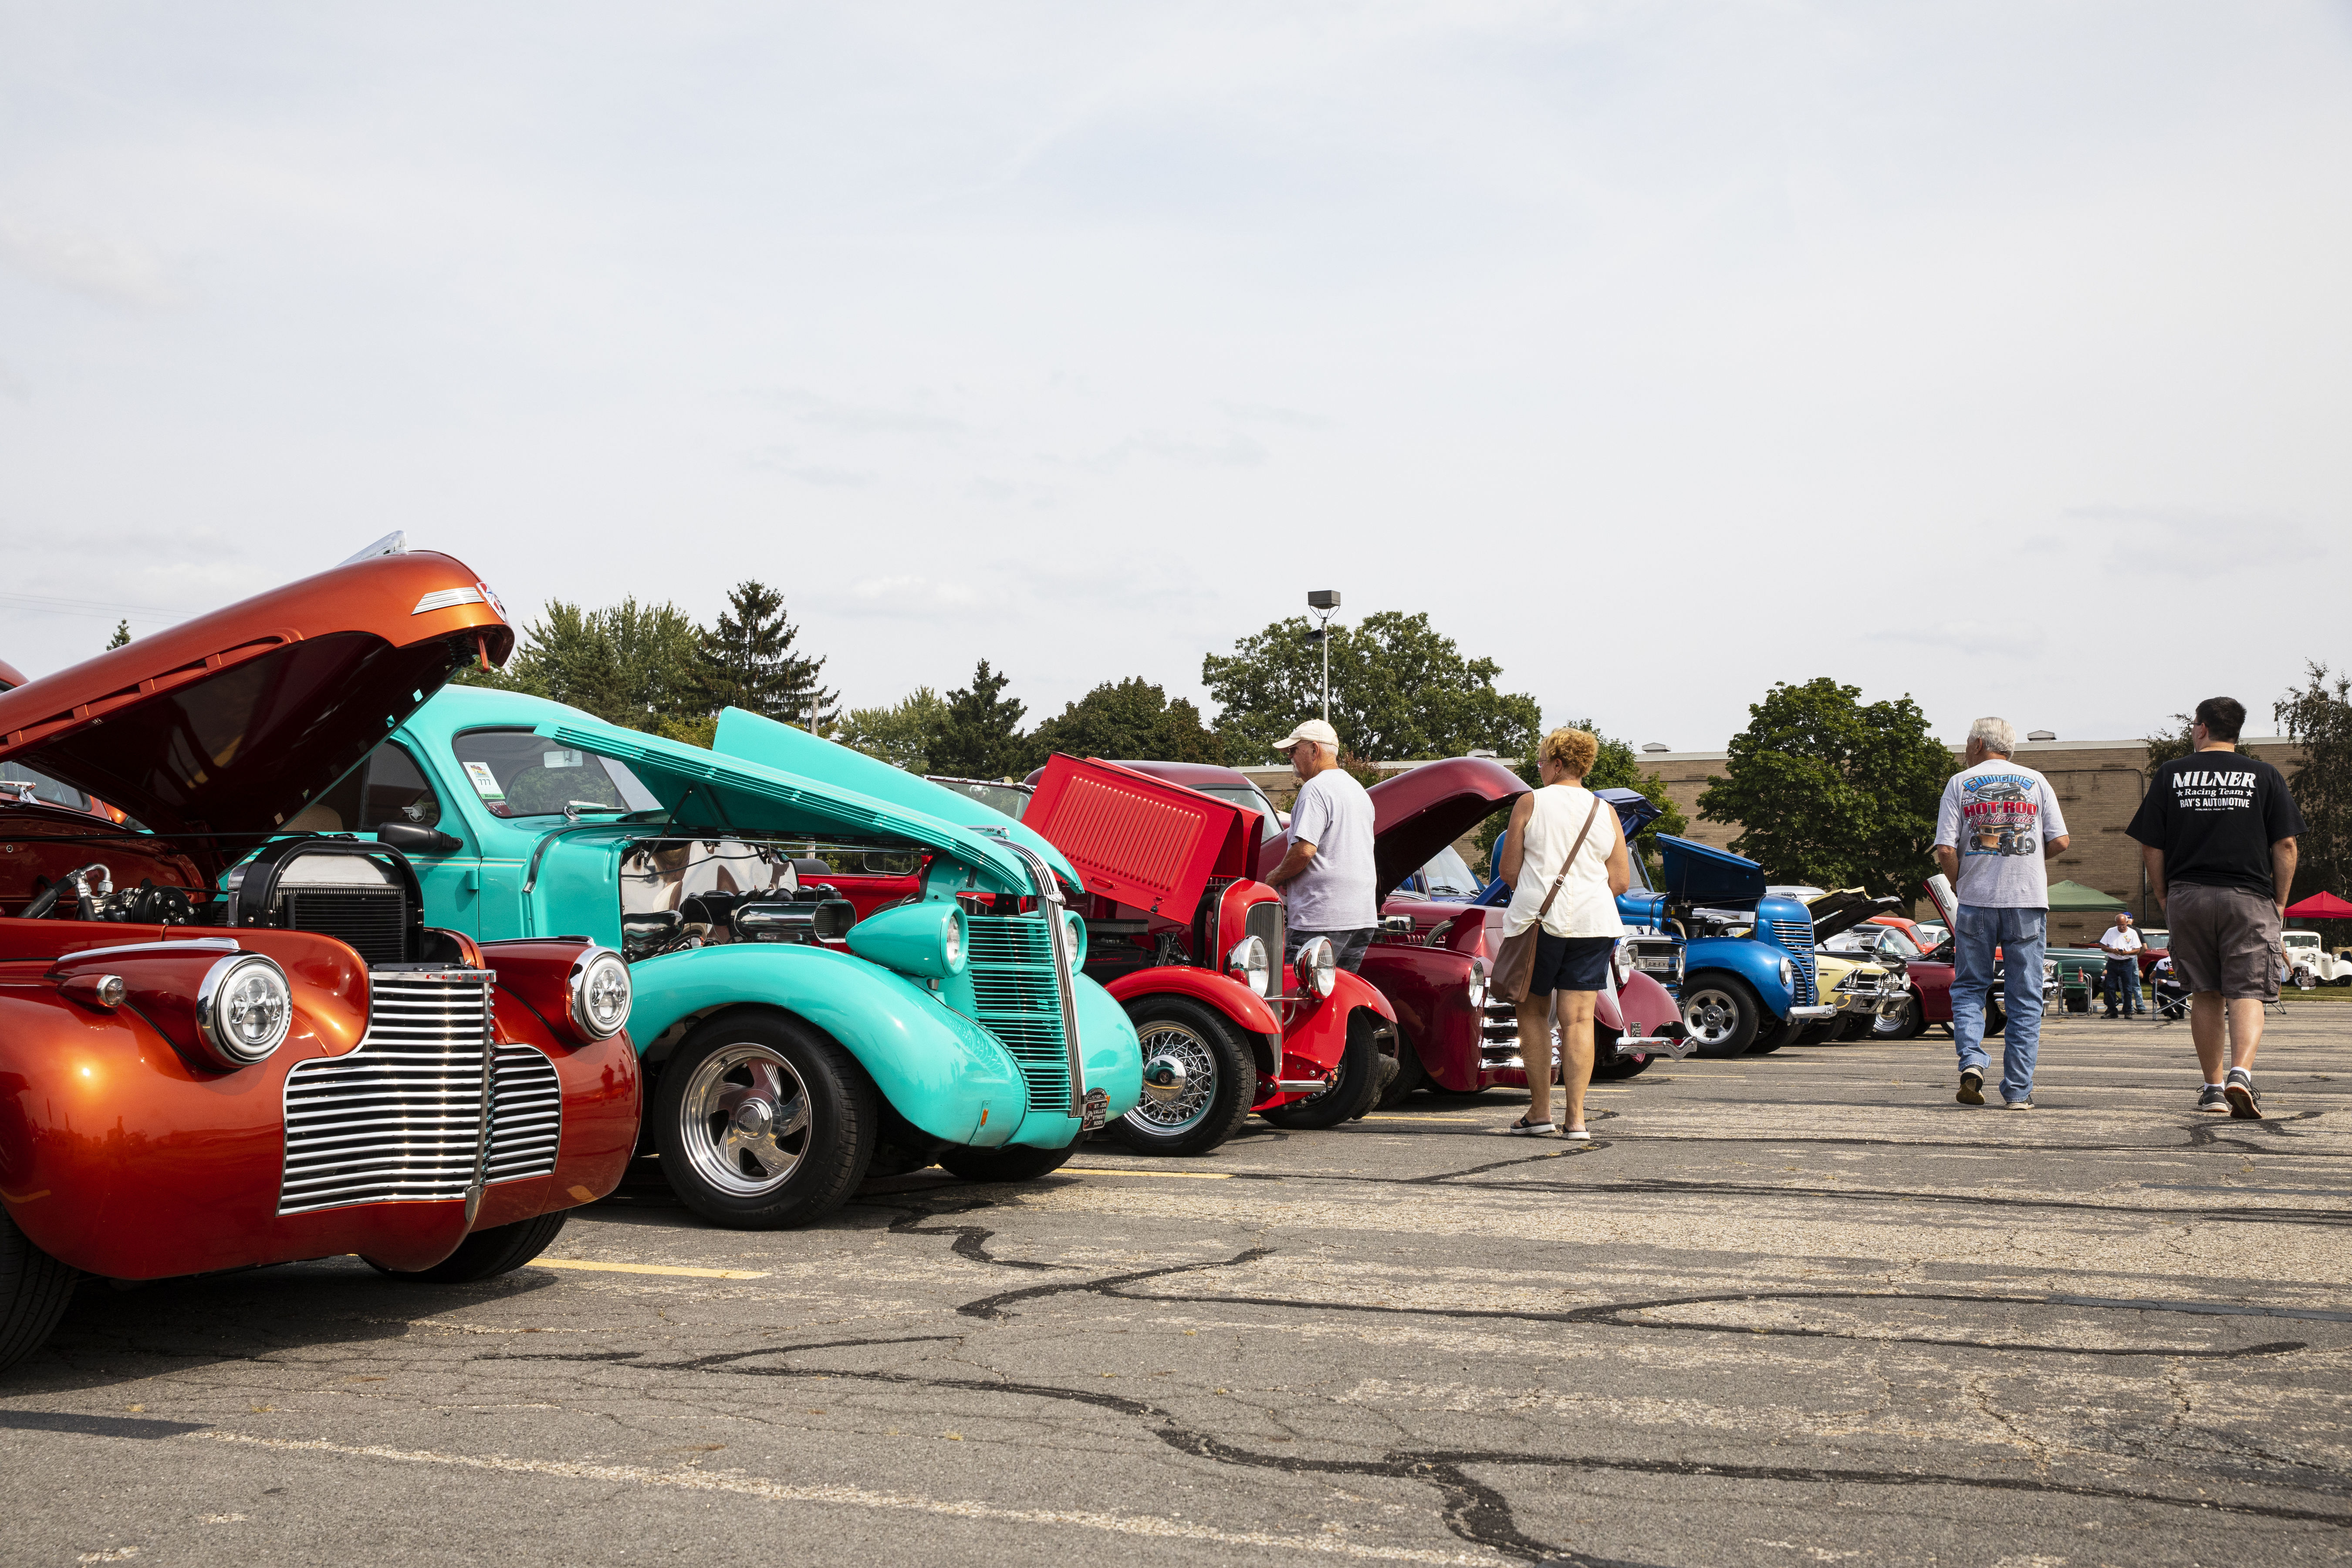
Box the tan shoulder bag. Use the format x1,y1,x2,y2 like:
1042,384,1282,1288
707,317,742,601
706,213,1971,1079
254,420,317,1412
1490,794,1603,1005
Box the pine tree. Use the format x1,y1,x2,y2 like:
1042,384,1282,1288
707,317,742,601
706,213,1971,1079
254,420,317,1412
106,620,131,649
926,660,1030,778
698,581,838,730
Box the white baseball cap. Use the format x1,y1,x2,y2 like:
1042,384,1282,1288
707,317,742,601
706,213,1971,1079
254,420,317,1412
1272,719,1340,752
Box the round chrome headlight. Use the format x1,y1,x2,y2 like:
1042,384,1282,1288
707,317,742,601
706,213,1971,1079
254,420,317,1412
1778,956,1796,991
1612,939,1638,987
196,953,292,1068
569,947,632,1040
943,912,963,971
1466,957,1488,1012
1061,910,1086,968
1227,935,1270,998
1297,936,1338,999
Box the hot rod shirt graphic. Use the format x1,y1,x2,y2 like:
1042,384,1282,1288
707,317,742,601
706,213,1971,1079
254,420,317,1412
1934,760,2067,909
2127,752,2305,897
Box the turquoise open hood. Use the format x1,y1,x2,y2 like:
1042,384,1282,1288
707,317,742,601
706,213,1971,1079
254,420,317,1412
1655,834,1767,905
708,707,1083,892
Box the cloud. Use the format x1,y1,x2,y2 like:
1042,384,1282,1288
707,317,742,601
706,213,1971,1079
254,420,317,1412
0,223,181,308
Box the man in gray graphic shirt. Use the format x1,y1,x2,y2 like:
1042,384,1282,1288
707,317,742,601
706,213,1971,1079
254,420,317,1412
1933,716,2071,1111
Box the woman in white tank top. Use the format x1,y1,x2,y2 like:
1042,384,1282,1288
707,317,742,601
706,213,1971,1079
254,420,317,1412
1496,728,1631,1139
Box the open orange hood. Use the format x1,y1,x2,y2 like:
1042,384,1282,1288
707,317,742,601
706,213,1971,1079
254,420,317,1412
0,552,512,870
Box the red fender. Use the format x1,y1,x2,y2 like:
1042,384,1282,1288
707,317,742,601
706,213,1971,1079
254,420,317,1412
1103,965,1281,1037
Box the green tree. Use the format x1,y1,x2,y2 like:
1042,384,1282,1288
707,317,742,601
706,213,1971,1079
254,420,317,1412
461,597,704,735
2142,712,2197,767
698,581,838,731
1027,678,1226,767
926,660,1029,779
838,687,950,772
2276,662,2352,916
1697,677,1952,897
106,620,131,650
1200,611,1540,763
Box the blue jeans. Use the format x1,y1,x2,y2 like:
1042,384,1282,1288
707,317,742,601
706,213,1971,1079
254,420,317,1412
1951,904,2046,1102
2103,957,2141,1016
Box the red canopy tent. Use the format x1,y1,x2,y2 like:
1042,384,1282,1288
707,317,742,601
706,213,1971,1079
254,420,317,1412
2285,892,2352,920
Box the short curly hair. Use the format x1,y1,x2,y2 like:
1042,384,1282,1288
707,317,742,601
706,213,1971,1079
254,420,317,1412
1538,726,1599,778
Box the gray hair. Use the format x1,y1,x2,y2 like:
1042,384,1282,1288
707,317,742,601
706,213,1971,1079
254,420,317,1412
1968,716,2017,756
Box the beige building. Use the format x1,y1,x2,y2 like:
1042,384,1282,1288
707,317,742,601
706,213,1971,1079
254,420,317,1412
1635,737,2305,946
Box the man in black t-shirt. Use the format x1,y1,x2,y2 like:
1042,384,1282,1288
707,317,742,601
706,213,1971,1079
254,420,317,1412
2126,696,2305,1119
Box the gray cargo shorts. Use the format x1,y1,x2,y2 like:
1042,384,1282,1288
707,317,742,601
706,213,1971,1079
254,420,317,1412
2165,882,2283,1001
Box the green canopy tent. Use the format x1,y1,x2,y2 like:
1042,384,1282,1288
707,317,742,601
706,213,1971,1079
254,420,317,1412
2046,879,2129,912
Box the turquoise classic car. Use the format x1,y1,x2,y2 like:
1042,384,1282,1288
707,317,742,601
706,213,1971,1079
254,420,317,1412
320,686,1141,1229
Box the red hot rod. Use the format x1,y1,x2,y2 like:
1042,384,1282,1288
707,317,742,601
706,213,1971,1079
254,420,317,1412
1020,756,1397,1156
0,552,641,1373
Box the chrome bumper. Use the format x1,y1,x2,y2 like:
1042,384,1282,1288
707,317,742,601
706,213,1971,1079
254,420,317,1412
1786,1004,1838,1021
1614,1021,1694,1061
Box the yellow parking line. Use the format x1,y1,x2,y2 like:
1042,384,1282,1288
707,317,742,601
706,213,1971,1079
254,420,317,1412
1061,1167,1234,1180
535,1259,771,1280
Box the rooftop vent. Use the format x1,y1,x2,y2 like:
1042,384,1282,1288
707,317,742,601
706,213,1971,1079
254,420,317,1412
1642,743,1669,753
2027,730,2056,742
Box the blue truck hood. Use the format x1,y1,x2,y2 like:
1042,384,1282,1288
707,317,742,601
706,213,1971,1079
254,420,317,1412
1655,835,1767,906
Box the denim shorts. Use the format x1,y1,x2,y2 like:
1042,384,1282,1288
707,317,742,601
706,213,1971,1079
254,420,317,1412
1527,932,1613,996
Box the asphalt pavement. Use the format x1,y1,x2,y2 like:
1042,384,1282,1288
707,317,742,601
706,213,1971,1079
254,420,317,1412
7,1005,2350,1568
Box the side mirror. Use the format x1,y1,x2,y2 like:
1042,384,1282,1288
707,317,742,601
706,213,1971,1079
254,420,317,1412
1379,913,1417,936
377,821,463,855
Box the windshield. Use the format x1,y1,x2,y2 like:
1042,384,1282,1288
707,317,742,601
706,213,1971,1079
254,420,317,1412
1416,846,1483,898
2284,931,2318,948
1195,785,1278,823
1876,926,1923,958
941,781,1032,821
0,760,95,813
452,729,662,819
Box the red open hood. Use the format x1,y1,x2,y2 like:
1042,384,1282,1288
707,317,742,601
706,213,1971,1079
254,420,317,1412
1025,755,1257,925
0,657,27,691
1361,756,1528,899
0,553,512,867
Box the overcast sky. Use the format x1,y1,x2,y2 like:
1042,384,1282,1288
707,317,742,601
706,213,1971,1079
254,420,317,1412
4,3,2348,749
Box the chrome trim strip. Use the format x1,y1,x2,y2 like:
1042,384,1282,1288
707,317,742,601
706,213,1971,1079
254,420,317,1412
412,585,486,615
48,937,239,962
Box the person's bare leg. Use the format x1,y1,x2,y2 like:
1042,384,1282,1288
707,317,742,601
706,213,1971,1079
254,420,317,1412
2226,997,2265,1072
2191,992,2228,1081
1557,990,1598,1132
1516,994,1556,1124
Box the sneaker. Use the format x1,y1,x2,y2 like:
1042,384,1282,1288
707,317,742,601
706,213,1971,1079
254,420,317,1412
1506,1115,1555,1137
1957,1068,1984,1105
2004,1096,2034,1109
2224,1068,2262,1120
2194,1084,2228,1114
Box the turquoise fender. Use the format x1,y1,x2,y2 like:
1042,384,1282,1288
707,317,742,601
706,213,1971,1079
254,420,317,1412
1046,977,1145,1149
627,942,1028,1148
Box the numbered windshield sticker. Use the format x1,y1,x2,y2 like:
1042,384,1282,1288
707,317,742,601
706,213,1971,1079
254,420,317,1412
544,749,586,770
462,760,507,803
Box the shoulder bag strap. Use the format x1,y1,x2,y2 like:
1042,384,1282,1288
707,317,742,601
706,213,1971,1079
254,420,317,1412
1533,795,1604,921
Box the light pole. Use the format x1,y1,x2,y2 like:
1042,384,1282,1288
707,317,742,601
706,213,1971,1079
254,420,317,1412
1307,589,1341,723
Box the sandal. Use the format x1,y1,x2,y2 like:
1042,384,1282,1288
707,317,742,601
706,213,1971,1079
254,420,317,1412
1505,1115,1555,1136
1560,1126,1592,1141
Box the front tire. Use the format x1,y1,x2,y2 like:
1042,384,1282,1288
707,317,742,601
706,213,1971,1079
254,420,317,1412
1682,976,1763,1058
368,1212,568,1284
1373,1028,1429,1109
938,1143,1078,1183
1109,996,1256,1156
0,1209,75,1374
1748,1018,1800,1054
653,1014,877,1229
1873,995,1928,1040
1260,1011,1388,1129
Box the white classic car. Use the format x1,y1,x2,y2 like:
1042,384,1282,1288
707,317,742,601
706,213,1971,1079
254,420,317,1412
2282,929,2352,988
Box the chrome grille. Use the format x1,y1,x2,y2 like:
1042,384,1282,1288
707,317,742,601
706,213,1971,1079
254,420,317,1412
277,971,559,1215
1767,919,1818,1005
963,916,1069,1113
1246,901,1285,975
1482,998,1523,1068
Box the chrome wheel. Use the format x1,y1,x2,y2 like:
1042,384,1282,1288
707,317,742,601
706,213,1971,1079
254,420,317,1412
1124,1022,1218,1136
1682,987,1744,1050
677,1043,812,1197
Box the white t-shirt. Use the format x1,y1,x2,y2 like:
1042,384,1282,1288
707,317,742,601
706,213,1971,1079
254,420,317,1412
1281,767,1377,930
1934,759,2069,909
2098,925,2144,957
1503,785,1627,940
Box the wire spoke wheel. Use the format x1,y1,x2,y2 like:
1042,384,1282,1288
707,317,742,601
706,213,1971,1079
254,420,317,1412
1126,1022,1219,1136
679,1043,813,1197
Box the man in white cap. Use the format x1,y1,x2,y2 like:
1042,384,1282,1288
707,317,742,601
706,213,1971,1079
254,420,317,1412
1264,719,1379,972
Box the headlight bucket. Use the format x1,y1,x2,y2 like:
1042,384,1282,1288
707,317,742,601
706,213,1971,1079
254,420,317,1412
1778,956,1796,991
1466,957,1488,1012
846,900,971,979
1061,911,1086,968
1611,939,1637,987
1296,936,1337,999
1227,935,1270,997
568,947,632,1040
195,953,293,1068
